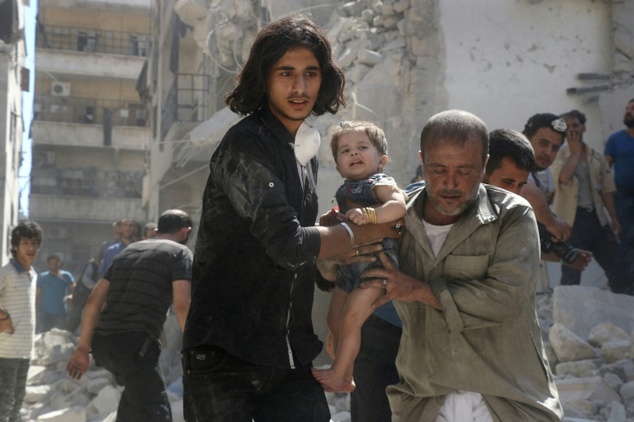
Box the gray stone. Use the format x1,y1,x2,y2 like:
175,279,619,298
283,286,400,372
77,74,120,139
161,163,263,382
549,323,597,362
601,340,632,363
553,286,634,339
621,381,634,407
357,49,382,66
36,406,85,422
342,1,368,16
607,400,627,422
556,360,598,378
561,398,597,419
588,322,630,347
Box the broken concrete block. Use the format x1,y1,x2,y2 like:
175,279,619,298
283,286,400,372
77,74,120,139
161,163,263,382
588,322,630,347
36,406,85,422
553,286,634,339
620,381,634,407
85,385,121,419
174,0,208,26
561,398,598,420
601,340,631,363
556,360,598,378
357,49,383,66
24,385,52,404
549,323,597,362
606,400,626,422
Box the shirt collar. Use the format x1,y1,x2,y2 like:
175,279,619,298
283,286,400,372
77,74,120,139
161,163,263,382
10,258,30,274
258,106,296,146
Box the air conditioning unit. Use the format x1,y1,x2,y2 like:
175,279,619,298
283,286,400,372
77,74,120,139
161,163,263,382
51,82,71,97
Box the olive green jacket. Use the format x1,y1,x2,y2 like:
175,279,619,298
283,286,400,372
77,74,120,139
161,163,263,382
388,184,563,422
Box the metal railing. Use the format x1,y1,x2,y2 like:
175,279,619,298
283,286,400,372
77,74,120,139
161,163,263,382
161,73,211,139
31,167,143,199
34,95,148,127
37,24,150,57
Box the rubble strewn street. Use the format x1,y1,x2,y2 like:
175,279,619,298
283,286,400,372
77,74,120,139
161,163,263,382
18,285,634,421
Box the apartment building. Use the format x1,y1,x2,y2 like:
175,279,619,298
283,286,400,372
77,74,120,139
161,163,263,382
30,0,152,273
139,0,223,230
0,0,28,264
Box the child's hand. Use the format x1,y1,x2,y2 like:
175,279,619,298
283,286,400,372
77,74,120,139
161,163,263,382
346,208,368,225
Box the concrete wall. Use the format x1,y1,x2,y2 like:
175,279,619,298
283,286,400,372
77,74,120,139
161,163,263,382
442,0,612,152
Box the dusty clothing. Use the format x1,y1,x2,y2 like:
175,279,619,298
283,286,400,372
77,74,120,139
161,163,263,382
550,144,616,227
389,184,562,422
0,260,37,422
96,239,192,341
0,260,37,359
335,173,401,292
183,106,323,369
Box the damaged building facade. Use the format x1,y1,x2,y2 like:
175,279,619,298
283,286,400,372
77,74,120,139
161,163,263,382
142,0,634,360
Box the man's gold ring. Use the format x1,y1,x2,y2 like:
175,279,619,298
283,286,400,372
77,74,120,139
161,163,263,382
381,279,388,289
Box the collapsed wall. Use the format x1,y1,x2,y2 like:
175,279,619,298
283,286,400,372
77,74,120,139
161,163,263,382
175,0,446,185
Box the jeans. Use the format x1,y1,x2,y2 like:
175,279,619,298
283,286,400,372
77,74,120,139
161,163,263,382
0,358,29,422
350,314,402,422
182,345,330,422
38,311,67,333
92,332,170,422
615,190,634,284
560,207,631,294
66,281,92,333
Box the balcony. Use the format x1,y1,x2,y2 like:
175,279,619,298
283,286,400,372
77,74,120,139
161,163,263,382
31,167,143,198
37,24,150,58
35,95,147,126
32,120,149,150
161,73,211,140
29,194,145,223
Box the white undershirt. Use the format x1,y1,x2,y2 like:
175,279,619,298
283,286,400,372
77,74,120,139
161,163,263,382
422,220,493,421
422,219,454,257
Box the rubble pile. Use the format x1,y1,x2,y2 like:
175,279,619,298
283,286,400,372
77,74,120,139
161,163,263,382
19,286,634,422
544,286,634,422
20,314,186,422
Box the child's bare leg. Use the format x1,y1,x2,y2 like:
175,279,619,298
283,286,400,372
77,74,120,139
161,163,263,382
325,287,348,358
313,285,384,392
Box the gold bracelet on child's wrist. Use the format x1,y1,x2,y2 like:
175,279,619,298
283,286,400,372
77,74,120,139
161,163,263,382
363,207,377,224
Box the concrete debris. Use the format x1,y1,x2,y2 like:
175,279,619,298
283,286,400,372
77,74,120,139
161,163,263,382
550,286,634,421
20,285,634,422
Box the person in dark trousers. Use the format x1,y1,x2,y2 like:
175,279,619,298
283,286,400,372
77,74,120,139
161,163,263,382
181,14,399,422
65,257,100,334
604,99,634,289
552,110,630,294
67,210,193,422
0,222,43,422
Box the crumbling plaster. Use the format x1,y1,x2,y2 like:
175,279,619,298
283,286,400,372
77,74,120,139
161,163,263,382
175,0,633,192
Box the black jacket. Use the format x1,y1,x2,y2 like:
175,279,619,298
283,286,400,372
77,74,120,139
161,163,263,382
183,107,324,368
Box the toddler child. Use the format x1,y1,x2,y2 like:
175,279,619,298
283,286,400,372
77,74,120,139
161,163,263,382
312,121,407,392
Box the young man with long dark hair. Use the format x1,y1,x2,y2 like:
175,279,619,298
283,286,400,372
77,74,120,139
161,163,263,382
182,14,398,421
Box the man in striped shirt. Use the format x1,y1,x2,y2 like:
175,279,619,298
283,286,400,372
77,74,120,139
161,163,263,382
0,221,43,422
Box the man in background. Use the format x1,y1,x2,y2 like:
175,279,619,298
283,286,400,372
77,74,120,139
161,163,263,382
67,209,193,422
36,254,74,332
551,110,630,294
604,98,634,288
0,222,43,422
98,217,137,277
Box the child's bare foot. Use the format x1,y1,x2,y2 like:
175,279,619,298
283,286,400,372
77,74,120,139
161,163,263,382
311,367,356,393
